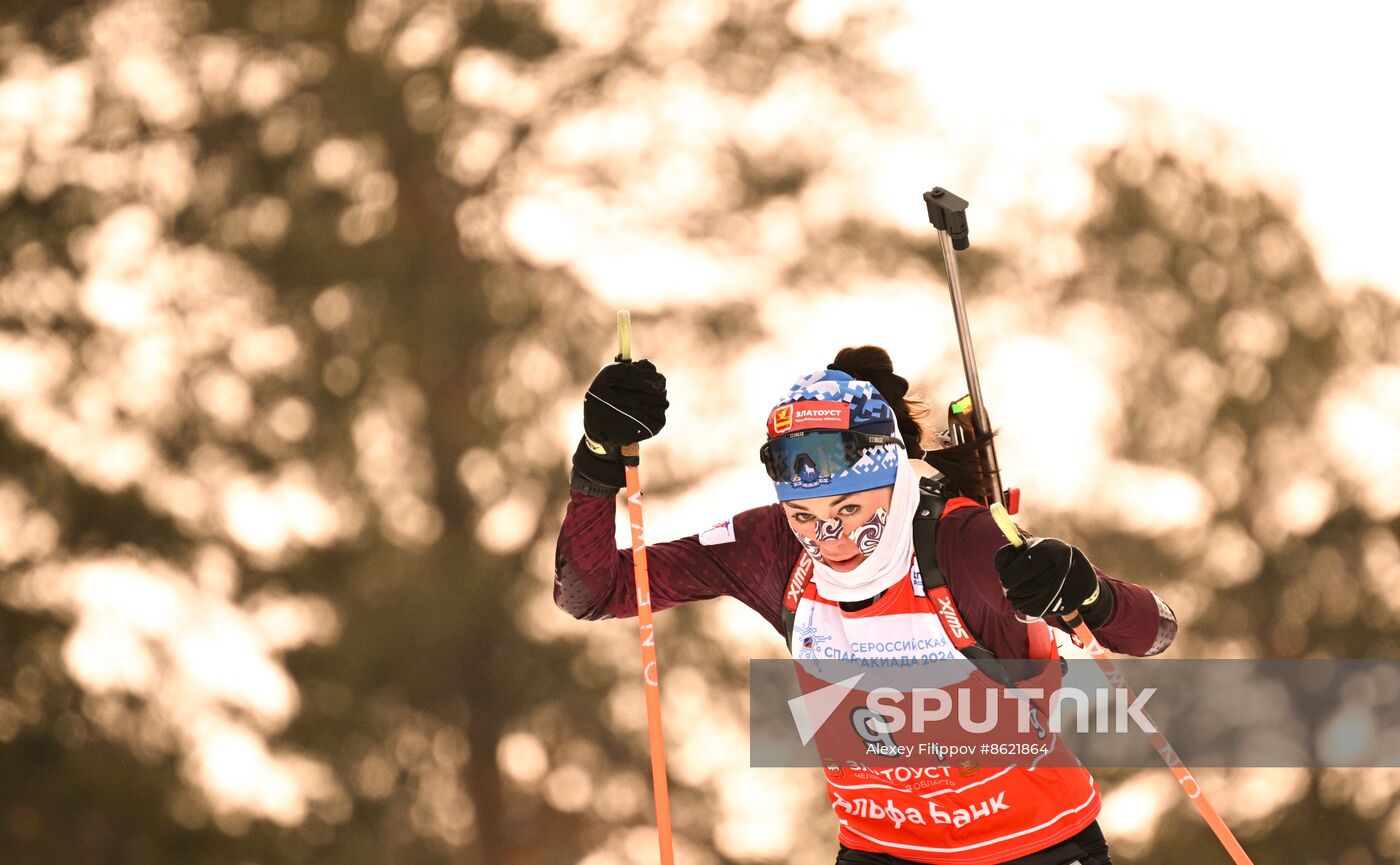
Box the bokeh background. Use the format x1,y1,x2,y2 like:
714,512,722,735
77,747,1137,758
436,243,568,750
1,1,1398,863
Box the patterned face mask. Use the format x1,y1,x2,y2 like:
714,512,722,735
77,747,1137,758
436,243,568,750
847,508,888,556
795,506,890,561
798,516,844,561
790,474,913,602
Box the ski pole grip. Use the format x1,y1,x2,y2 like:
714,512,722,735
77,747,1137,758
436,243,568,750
616,311,639,464
989,503,1023,549
617,310,632,362
992,503,1092,625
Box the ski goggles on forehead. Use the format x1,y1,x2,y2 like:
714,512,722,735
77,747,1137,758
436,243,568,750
758,429,903,484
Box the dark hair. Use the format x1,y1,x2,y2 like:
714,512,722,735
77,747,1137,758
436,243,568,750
828,346,928,455
828,345,998,502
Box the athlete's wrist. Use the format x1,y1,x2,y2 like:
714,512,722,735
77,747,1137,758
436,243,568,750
1078,577,1115,629
571,438,625,495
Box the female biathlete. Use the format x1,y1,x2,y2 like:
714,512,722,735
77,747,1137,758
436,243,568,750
554,345,1178,865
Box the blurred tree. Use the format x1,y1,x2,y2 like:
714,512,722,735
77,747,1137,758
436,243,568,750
0,0,903,863
1035,138,1400,864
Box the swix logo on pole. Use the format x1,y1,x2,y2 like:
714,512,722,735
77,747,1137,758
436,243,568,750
767,401,851,436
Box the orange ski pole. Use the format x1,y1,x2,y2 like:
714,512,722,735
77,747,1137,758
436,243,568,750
616,310,676,865
989,504,1255,865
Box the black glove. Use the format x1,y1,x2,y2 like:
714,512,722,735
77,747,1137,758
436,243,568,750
993,538,1114,627
571,360,668,493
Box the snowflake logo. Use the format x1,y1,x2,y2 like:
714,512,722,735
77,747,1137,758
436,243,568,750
794,613,831,660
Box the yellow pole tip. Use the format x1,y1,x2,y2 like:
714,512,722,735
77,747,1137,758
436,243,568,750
616,311,633,361
989,503,1023,547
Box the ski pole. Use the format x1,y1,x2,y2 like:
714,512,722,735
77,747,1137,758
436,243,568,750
616,310,676,865
988,505,1255,865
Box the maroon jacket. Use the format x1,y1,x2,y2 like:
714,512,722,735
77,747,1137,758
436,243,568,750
554,490,1176,658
